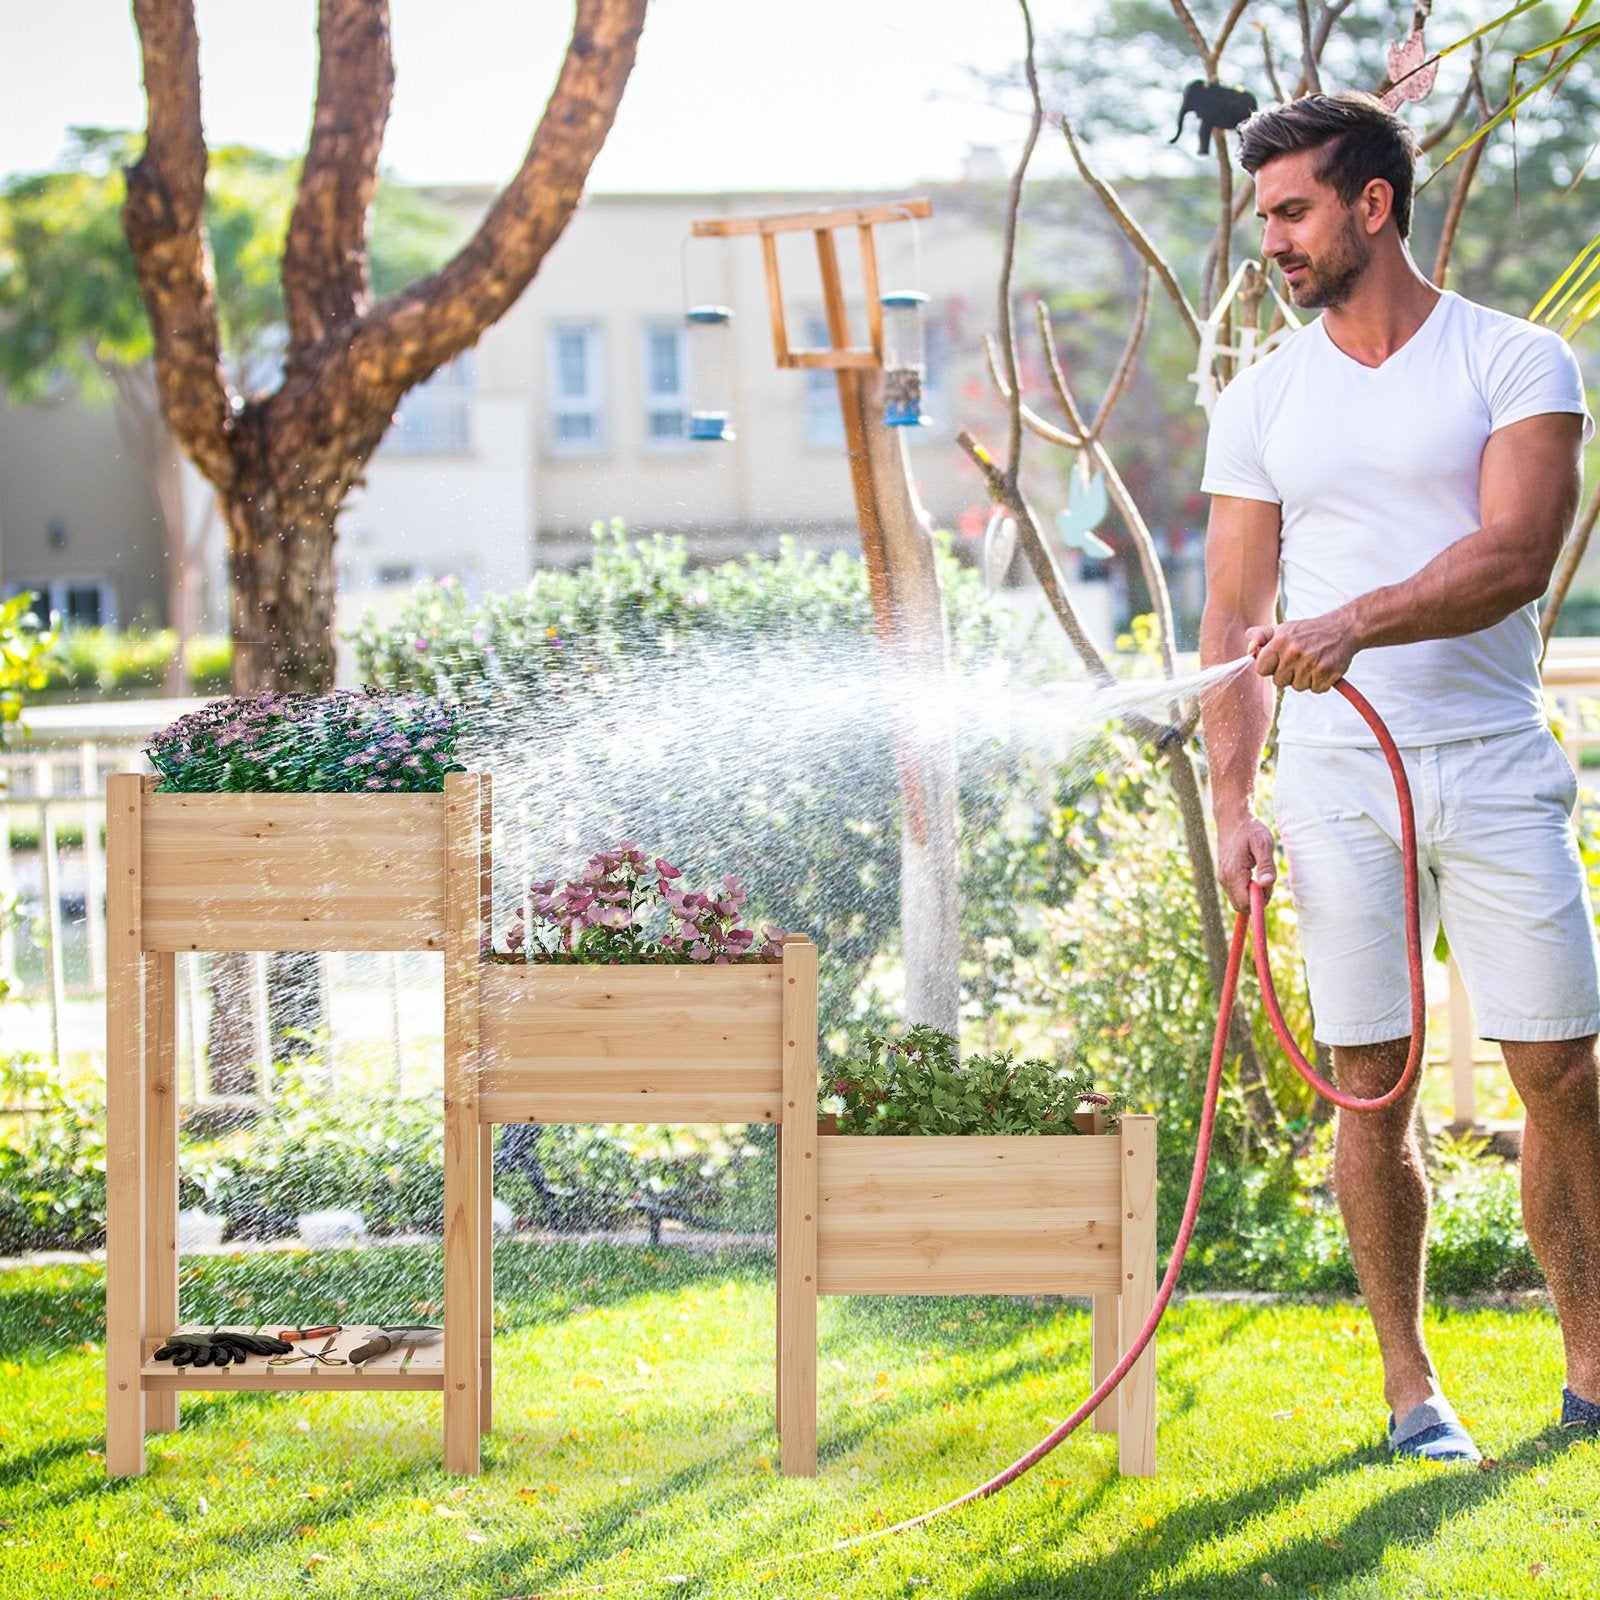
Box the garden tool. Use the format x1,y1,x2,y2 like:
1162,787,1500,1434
348,1325,442,1365
153,1329,294,1367
268,1331,348,1368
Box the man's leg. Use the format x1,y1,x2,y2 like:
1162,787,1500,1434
1331,1036,1439,1420
1501,1035,1600,1405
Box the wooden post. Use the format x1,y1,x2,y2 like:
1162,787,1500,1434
145,947,180,1434
1118,1114,1157,1475
478,777,495,1434
1091,1293,1119,1434
442,772,483,1473
104,774,147,1475
777,937,818,1476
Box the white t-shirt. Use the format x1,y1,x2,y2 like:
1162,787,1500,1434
1202,289,1592,747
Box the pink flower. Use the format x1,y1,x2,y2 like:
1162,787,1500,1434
654,858,681,880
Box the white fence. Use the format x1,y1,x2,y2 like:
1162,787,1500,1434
1,709,442,1107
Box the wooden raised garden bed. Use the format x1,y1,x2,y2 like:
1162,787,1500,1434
801,1112,1158,1476
104,770,489,1477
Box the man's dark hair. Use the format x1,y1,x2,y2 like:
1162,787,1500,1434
1237,91,1418,239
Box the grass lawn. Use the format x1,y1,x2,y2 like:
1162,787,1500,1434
1,1242,1596,1599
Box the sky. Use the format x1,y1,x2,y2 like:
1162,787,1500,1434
0,0,1057,193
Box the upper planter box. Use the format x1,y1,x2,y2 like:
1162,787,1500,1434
119,781,470,953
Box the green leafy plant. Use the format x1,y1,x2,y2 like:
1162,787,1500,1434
827,1022,1117,1136
0,593,55,745
145,687,464,793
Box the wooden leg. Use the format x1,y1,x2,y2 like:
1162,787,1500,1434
1091,1294,1119,1434
1117,1115,1157,1476
442,774,482,1474
145,951,180,1434
479,1123,493,1436
778,941,818,1476
104,776,146,1475
773,1124,783,1437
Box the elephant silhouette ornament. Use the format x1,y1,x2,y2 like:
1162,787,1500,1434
1171,80,1258,156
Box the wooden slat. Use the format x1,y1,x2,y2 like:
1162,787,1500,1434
1091,1294,1118,1434
104,774,146,1475
692,198,932,237
144,949,180,1435
138,791,448,951
777,938,818,1477
442,773,483,1474
760,231,791,366
1118,1115,1158,1475
477,963,785,1123
816,1136,1125,1296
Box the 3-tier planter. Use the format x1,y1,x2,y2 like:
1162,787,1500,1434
105,764,1155,1481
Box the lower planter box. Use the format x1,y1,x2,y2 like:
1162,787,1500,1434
794,1113,1158,1476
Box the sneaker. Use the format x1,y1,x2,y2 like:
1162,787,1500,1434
1388,1394,1481,1463
1561,1387,1600,1431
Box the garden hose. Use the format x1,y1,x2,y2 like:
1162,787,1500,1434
795,677,1426,1558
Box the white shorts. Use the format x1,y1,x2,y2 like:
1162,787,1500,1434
1273,726,1600,1047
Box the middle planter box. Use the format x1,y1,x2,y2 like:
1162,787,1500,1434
463,940,821,1473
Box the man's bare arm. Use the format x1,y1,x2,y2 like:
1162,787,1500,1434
1199,493,1282,908
1254,412,1584,691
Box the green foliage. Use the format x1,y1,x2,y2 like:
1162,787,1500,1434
34,626,231,699
0,1057,105,1251
0,128,461,397
0,593,56,745
827,1022,1117,1135
145,688,464,793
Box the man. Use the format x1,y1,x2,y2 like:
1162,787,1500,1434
1199,91,1600,1461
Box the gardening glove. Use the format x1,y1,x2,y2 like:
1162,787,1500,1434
154,1329,292,1366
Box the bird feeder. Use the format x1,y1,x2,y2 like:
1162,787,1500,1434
879,289,930,426
685,305,735,441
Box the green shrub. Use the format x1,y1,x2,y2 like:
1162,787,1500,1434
34,626,231,700
826,1021,1117,1135
0,1056,106,1251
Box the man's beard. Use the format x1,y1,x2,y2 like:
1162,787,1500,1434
1280,213,1371,309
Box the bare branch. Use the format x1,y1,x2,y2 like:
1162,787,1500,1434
956,429,1115,687
1037,301,1179,686
1260,21,1287,102
1000,0,1047,482
1431,93,1490,287
1215,0,1255,61
1062,116,1202,344
982,334,1084,447
123,0,236,489
1211,129,1236,316
1296,0,1322,93
1090,266,1151,441
1168,0,1216,75
349,0,647,397
284,0,395,354
1541,477,1600,653
1418,64,1479,154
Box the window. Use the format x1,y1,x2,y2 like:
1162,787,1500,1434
803,316,845,448
641,322,688,447
386,352,474,456
7,579,116,627
548,323,606,453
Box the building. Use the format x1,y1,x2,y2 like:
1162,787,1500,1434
0,181,1125,661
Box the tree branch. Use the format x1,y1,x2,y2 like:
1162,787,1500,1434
1541,477,1600,653
1168,0,1216,76
1000,0,1046,482
1090,265,1151,441
1061,116,1202,344
349,0,647,396
1215,0,1254,61
123,0,236,490
284,0,395,355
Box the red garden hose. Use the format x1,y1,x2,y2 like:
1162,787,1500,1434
802,677,1426,1557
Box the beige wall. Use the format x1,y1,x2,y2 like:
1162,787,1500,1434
0,393,167,624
